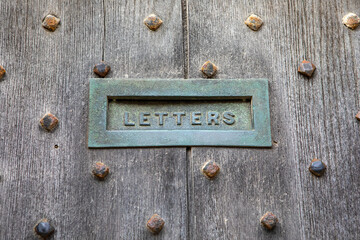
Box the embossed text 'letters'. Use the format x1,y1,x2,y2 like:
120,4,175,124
88,79,271,147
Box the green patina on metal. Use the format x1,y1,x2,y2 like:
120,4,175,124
88,79,272,147
107,99,253,131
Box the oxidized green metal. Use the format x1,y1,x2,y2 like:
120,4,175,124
88,79,271,147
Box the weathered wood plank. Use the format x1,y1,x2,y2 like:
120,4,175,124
94,1,187,239
1,0,359,239
104,0,185,79
0,0,187,239
0,1,104,239
187,0,360,239
87,148,187,239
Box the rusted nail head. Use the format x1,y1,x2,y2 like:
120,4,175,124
93,62,111,78
147,214,165,234
0,65,6,80
144,14,163,31
201,61,218,78
309,159,326,177
40,113,59,132
92,162,109,180
42,14,60,32
34,219,54,238
356,111,360,121
201,161,220,179
245,14,263,31
298,60,316,77
342,13,360,30
260,212,278,230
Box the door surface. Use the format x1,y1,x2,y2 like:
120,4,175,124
0,0,359,239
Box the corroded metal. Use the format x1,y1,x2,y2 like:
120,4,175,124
88,79,272,147
40,113,58,132
0,65,6,80
342,13,360,30
34,219,54,238
94,62,111,78
107,99,252,131
309,159,326,177
201,161,220,179
298,60,316,77
245,14,263,31
260,212,278,230
42,14,60,32
144,14,163,31
356,111,360,121
147,214,165,234
92,162,109,180
201,61,217,78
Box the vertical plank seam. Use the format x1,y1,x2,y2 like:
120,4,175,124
185,146,192,240
102,0,106,61
181,0,189,79
182,0,190,238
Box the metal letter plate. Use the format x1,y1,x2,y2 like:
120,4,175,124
88,79,271,147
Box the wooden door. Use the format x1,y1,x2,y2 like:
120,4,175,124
0,0,359,239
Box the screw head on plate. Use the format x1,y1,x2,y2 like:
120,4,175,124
144,14,163,31
146,214,165,234
42,14,60,32
298,60,316,77
260,212,278,230
342,13,360,30
40,113,59,132
34,219,54,238
245,14,263,31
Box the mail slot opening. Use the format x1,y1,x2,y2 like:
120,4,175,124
106,97,253,131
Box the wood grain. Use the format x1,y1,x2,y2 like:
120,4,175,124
0,0,359,239
187,0,360,239
0,0,186,239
